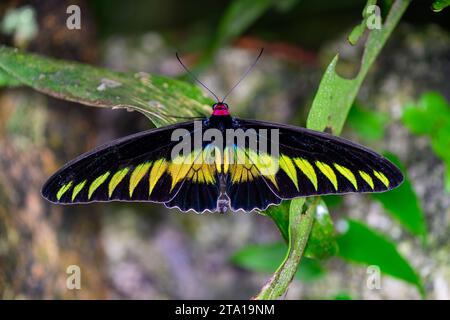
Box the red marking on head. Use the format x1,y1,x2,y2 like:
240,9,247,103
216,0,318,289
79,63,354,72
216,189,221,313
212,103,230,116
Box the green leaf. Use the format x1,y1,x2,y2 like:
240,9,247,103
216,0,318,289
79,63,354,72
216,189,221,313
348,23,367,47
231,242,324,282
265,199,338,259
274,0,301,12
213,0,302,49
200,0,301,70
432,0,450,12
347,102,388,141
336,219,424,296
322,194,343,208
333,292,353,300
307,0,409,135
402,92,450,135
196,0,273,68
372,153,427,242
0,46,212,128
304,200,339,259
0,68,21,87
212,0,273,53
261,200,291,243
264,201,290,242
402,92,450,192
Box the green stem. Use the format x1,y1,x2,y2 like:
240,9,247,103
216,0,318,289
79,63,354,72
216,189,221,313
254,198,317,300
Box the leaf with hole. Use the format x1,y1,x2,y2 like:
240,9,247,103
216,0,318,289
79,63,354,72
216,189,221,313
0,46,212,127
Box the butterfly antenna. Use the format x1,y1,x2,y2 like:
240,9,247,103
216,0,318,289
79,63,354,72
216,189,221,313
221,48,264,103
176,52,220,102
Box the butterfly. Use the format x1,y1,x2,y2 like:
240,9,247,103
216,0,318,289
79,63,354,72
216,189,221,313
42,50,404,213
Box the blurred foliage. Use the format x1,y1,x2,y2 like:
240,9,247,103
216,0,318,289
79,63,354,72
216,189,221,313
203,0,301,66
336,219,424,296
0,5,38,48
213,0,273,51
432,0,450,12
372,153,427,242
231,242,324,282
333,292,353,300
402,92,450,192
347,102,388,141
0,68,20,87
321,194,344,208
0,46,212,127
265,200,338,259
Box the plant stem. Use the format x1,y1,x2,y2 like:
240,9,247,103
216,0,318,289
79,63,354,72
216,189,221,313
254,198,317,300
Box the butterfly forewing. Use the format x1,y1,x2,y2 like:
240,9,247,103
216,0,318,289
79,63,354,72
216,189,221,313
42,121,202,205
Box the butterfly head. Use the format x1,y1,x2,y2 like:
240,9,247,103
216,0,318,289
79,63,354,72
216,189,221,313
176,49,264,118
212,102,230,116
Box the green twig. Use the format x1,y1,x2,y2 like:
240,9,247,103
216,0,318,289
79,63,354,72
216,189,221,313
254,198,317,299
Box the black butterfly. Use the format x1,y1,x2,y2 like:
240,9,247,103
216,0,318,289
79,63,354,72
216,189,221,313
42,51,403,213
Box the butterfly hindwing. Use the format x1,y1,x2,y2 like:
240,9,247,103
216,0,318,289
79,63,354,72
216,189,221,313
164,145,221,212
165,179,220,212
226,173,282,212
223,146,281,211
